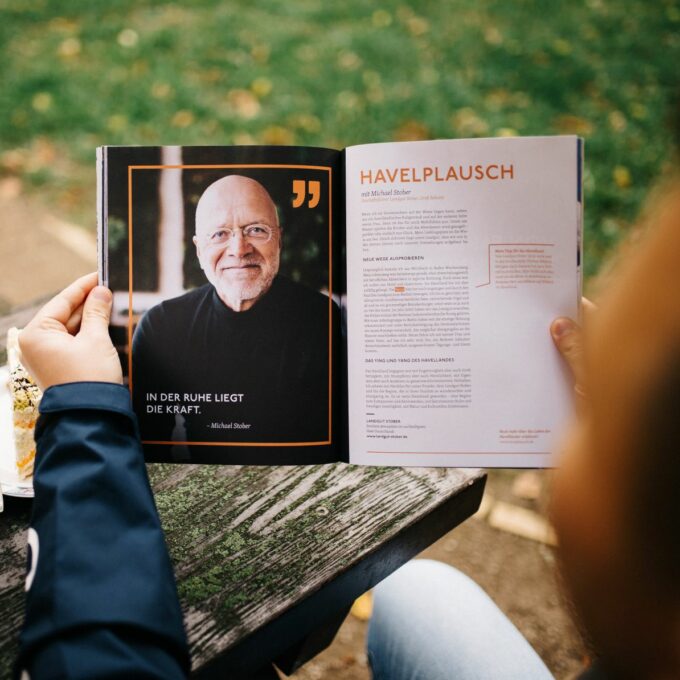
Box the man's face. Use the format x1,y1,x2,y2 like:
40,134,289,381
193,175,281,312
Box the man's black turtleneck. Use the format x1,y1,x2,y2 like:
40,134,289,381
131,276,340,462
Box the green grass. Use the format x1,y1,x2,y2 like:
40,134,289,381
1,0,679,276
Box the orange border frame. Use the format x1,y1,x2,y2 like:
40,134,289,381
127,163,333,447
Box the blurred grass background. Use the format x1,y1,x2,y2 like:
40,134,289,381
1,0,679,279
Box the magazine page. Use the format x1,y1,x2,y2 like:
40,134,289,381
345,136,581,467
99,145,345,465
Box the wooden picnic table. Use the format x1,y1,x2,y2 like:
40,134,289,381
0,462,484,678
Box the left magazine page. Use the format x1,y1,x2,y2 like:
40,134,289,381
97,145,345,465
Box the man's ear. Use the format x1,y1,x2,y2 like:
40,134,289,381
193,234,201,260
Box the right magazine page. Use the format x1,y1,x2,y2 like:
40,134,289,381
345,136,582,467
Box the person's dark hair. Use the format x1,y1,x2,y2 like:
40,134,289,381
632,345,680,593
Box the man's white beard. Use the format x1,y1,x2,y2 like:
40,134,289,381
215,269,276,312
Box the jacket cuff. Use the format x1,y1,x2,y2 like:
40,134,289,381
39,382,133,419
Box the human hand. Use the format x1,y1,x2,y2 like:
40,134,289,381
18,272,123,390
550,297,596,400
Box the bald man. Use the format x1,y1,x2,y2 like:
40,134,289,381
131,175,338,460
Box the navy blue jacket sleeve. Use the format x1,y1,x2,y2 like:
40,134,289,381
15,382,190,679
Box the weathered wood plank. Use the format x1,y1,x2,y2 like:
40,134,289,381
0,498,31,680
0,464,484,678
196,467,485,678
149,464,483,672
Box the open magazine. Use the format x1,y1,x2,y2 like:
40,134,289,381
97,136,582,467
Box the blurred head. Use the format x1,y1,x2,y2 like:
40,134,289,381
193,175,281,312
552,186,680,678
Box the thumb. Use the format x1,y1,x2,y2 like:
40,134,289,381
550,317,585,387
79,286,113,335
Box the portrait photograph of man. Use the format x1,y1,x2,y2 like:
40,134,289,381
103,146,343,464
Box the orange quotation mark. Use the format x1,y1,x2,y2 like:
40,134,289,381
292,179,321,208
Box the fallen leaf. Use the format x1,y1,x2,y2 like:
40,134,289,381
512,471,543,500
630,102,647,120
233,132,256,145
451,107,489,136
32,92,52,113
552,38,572,55
151,82,172,100
394,119,430,141
338,51,362,71
251,43,270,64
608,110,627,132
613,165,632,188
484,26,503,45
261,125,294,145
372,9,392,28
251,77,272,98
288,113,321,133
350,591,373,621
488,501,557,546
406,16,429,36
171,110,194,128
336,91,360,110
117,28,139,48
107,114,127,132
58,37,81,58
228,89,261,119
554,114,593,135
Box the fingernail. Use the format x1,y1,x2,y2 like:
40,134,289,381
552,318,574,338
92,286,112,302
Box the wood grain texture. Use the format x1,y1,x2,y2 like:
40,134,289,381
149,463,483,672
0,464,484,678
0,499,31,680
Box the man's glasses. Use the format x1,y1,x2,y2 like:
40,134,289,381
204,224,276,246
